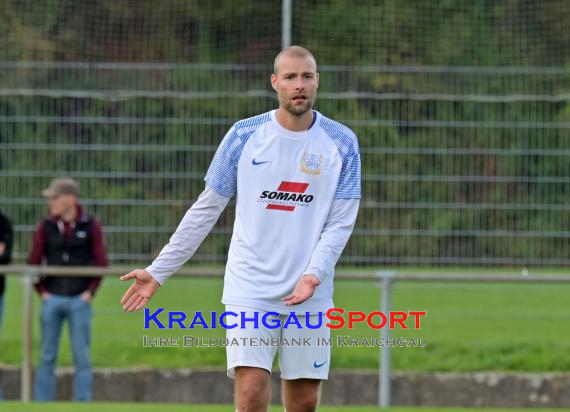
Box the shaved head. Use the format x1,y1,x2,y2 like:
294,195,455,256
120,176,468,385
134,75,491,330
271,45,319,128
273,45,317,74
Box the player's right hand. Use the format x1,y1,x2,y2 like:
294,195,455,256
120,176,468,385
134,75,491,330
120,269,161,312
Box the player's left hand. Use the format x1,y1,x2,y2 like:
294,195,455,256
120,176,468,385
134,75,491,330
282,274,320,305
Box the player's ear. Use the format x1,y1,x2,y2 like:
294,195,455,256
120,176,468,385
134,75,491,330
271,73,278,91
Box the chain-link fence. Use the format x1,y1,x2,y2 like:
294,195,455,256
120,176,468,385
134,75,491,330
1,1,569,266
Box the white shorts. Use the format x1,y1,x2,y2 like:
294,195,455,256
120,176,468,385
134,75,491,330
225,305,331,380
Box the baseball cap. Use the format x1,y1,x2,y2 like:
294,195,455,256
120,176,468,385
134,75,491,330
41,178,80,198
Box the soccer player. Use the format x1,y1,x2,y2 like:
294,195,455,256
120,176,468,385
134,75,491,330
121,45,360,412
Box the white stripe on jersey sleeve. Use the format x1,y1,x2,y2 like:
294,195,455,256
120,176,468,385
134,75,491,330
204,112,271,197
320,117,362,199
203,126,242,197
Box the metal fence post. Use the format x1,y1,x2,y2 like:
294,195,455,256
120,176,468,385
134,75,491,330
377,270,396,408
282,0,292,49
21,266,36,401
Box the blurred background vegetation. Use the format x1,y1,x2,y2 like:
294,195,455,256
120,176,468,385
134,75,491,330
0,0,569,267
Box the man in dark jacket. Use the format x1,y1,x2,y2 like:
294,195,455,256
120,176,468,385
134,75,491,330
28,178,107,401
0,210,14,334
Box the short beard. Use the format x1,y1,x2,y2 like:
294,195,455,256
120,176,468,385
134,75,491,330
283,100,313,117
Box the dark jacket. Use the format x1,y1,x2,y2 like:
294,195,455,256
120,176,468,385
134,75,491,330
29,205,108,296
0,211,14,296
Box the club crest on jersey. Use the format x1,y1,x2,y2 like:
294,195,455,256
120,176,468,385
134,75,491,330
301,153,323,175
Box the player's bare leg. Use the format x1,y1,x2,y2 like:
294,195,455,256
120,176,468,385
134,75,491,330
282,379,321,412
235,367,272,412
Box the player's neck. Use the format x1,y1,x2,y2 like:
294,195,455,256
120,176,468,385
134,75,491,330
275,108,314,132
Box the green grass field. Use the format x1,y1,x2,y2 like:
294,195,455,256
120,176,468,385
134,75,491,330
2,403,570,412
1,267,569,372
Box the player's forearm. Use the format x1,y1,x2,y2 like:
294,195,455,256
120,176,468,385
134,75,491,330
146,187,230,284
304,198,360,283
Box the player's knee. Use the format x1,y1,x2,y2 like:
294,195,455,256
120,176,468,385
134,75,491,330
238,383,267,402
235,367,271,410
287,392,319,412
236,386,269,412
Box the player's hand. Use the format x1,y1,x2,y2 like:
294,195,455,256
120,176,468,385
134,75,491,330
281,274,320,306
120,269,161,312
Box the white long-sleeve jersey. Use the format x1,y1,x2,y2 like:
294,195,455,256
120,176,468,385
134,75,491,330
147,110,361,314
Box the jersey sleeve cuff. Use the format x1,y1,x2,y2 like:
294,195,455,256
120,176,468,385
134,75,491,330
304,267,323,283
145,265,166,286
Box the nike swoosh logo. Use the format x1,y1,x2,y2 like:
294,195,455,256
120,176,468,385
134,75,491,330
252,159,271,166
313,361,327,368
